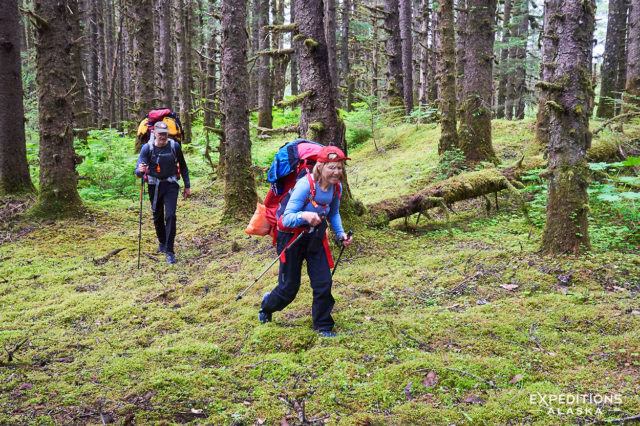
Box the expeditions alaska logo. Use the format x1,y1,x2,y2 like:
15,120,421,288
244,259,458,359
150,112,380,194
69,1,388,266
530,393,623,416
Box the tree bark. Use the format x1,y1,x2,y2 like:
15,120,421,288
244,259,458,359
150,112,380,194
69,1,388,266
69,0,89,144
458,0,498,164
129,0,154,138
625,0,640,112
384,0,404,109
293,0,344,149
540,0,595,254
0,0,34,194
438,0,458,154
174,0,192,144
221,0,258,219
418,0,430,106
325,0,339,107
399,0,414,113
157,0,173,107
32,0,84,216
290,1,299,96
250,0,260,108
512,0,528,120
496,0,511,119
339,0,351,110
455,0,467,106
257,0,273,128
535,0,558,146
597,0,628,118
429,6,440,102
271,0,289,103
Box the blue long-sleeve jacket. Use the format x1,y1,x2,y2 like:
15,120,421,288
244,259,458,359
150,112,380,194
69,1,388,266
281,176,345,236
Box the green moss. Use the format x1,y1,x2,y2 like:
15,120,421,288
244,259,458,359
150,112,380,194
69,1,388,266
1,120,639,424
303,38,318,50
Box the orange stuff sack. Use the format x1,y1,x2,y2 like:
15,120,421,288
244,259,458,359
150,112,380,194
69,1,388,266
245,203,272,236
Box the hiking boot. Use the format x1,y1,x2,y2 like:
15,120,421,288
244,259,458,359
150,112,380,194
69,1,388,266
158,243,167,253
258,292,272,324
166,252,176,264
316,330,337,338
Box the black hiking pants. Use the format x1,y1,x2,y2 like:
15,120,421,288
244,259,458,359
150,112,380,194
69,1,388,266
147,182,179,254
261,231,335,331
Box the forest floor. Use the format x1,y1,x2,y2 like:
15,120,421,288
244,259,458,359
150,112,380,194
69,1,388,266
1,117,639,425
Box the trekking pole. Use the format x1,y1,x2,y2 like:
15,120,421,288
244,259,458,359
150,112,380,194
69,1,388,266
137,170,147,270
332,230,354,277
235,229,308,301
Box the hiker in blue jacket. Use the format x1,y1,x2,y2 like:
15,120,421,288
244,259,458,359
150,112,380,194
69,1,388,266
135,121,190,264
259,146,353,337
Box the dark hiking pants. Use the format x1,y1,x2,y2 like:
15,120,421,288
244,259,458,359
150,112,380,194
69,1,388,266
261,231,335,331
147,182,179,253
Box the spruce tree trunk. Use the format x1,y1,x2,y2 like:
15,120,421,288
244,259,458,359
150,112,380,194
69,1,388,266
204,1,217,130
371,10,379,101
294,0,344,148
535,0,558,146
32,0,84,216
157,0,174,107
458,0,498,164
174,0,192,144
250,0,260,108
626,0,640,112
339,0,351,110
129,0,154,141
221,0,258,219
597,0,628,118
271,0,289,104
325,0,339,107
0,0,34,194
418,0,430,106
384,0,404,109
429,7,440,102
290,2,299,96
69,0,89,143
541,0,595,254
257,0,273,128
513,0,528,120
438,0,458,154
399,0,414,113
496,0,511,119
455,0,467,106
513,0,529,120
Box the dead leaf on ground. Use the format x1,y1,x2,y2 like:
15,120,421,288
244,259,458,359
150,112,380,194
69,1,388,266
280,418,290,426
403,381,414,400
464,396,485,404
421,371,439,387
500,284,519,291
508,374,523,384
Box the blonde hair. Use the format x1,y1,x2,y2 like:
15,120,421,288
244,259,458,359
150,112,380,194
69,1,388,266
312,161,344,186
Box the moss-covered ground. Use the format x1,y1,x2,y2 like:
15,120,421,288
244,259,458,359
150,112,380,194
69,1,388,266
1,118,639,425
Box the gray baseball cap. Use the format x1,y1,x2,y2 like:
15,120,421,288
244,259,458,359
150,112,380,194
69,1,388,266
154,121,170,134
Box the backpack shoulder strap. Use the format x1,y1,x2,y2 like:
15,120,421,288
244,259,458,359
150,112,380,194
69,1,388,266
334,182,342,201
169,139,177,161
306,172,317,202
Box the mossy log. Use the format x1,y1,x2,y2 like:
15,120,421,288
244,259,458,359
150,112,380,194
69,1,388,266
363,168,530,227
256,48,295,57
253,124,299,135
361,137,624,227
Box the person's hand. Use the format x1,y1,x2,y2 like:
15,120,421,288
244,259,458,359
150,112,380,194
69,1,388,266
339,233,353,246
301,212,321,226
183,188,191,199
137,163,148,174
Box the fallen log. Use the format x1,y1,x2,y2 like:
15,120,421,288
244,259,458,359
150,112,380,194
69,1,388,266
252,123,299,135
363,168,531,227
360,137,630,227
